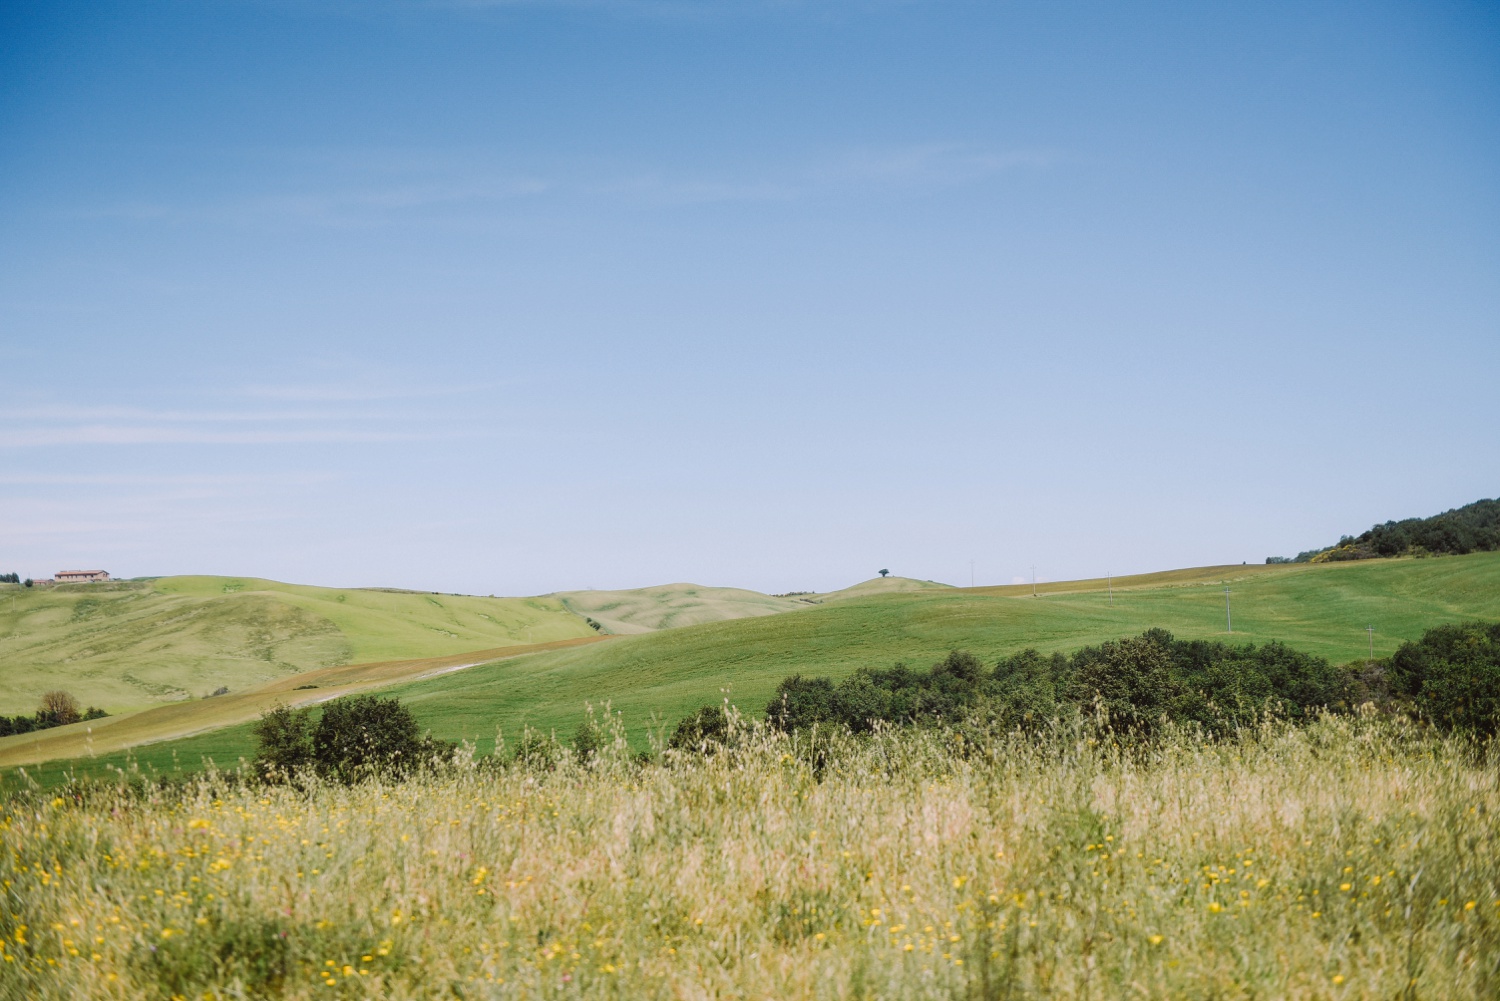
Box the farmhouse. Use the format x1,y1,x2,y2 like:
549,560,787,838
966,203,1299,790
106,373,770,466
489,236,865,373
54,569,110,583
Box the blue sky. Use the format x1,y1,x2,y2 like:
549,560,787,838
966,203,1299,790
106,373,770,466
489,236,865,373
1,0,1497,595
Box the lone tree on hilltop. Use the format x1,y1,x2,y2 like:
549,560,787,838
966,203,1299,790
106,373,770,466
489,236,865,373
878,569,890,578
37,690,80,727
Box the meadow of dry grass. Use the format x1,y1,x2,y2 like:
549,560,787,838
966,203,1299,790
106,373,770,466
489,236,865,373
2,712,1496,1000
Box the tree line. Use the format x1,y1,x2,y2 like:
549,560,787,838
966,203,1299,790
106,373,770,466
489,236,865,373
1270,497,1500,563
734,621,1500,744
0,690,108,737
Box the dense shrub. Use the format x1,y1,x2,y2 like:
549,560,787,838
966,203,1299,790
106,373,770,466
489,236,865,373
252,695,449,782
251,704,314,778
312,695,432,781
767,629,1354,737
1387,621,1500,735
668,704,733,752
512,726,561,769
572,718,606,762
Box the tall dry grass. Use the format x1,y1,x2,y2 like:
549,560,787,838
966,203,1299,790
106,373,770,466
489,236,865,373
2,711,1497,999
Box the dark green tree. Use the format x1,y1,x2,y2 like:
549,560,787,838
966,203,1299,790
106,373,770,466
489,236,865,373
311,695,426,780
1065,634,1176,732
1388,621,1500,734
766,675,837,731
572,718,606,763
513,726,560,770
252,704,313,778
669,704,732,753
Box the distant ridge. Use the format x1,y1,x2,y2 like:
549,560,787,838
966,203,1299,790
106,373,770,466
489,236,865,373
1273,497,1500,564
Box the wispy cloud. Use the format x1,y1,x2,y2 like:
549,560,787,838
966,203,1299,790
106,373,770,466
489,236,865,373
0,426,429,447
584,143,1051,206
0,377,493,448
814,144,1054,187
587,174,799,205
0,405,386,423
65,141,1052,227
235,381,501,403
0,471,335,487
67,176,550,228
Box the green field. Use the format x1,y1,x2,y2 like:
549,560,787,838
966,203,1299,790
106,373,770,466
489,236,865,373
0,577,597,716
0,574,928,719
8,552,1499,788
392,552,1500,747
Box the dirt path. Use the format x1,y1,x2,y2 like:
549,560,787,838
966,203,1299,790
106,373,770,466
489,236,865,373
0,635,611,768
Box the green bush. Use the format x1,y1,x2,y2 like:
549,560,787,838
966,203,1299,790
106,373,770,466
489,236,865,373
512,725,561,770
1388,621,1500,734
311,695,427,781
251,704,313,779
253,695,448,782
668,704,732,753
572,718,606,763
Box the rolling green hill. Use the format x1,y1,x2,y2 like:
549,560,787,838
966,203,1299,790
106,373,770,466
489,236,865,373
0,574,958,719
10,552,1499,787
550,575,951,633
389,553,1500,749
554,584,808,634
0,577,596,716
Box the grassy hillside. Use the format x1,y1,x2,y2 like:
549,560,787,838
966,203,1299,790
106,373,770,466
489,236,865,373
386,552,1500,751
550,576,952,634
818,576,957,600
0,636,610,772
554,584,807,634
14,552,1498,788
0,577,594,716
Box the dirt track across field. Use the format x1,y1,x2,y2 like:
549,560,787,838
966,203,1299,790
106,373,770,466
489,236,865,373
0,635,611,769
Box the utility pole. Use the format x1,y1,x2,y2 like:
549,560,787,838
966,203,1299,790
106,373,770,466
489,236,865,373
1031,565,1037,598
1107,572,1113,604
1224,586,1232,633
1367,625,1374,663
